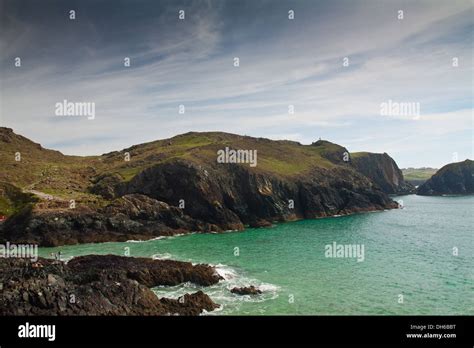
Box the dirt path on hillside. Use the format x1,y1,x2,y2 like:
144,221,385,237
24,189,63,201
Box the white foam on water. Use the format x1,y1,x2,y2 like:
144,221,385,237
203,304,224,315
223,228,242,233
61,256,74,264
153,283,194,299
152,262,280,315
151,252,173,260
126,232,197,243
164,232,197,240
214,263,239,280
258,283,280,292
126,236,167,243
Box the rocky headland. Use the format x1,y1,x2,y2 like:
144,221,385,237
0,254,221,315
0,127,407,247
351,152,415,194
417,160,473,195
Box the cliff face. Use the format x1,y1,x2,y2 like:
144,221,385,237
0,128,401,246
351,153,415,194
117,159,397,231
417,160,474,195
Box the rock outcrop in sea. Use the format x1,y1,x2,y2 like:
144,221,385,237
0,255,221,315
231,286,262,295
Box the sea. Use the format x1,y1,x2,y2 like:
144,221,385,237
38,195,474,315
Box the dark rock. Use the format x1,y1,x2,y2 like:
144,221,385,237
417,160,473,195
351,152,415,194
159,291,220,315
119,160,397,230
67,254,223,287
0,255,221,316
231,286,262,295
89,173,123,199
0,194,217,247
249,219,273,228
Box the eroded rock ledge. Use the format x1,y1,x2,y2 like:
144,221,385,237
0,254,222,316
1,194,220,247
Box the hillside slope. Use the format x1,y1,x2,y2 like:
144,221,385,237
417,160,474,195
0,127,400,246
402,167,438,186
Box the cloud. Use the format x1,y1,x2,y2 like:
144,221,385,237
0,0,472,168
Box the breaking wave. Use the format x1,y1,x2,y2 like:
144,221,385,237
152,261,279,315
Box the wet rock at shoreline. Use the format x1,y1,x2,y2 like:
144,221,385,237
231,285,262,295
159,291,220,315
0,255,221,316
0,194,220,247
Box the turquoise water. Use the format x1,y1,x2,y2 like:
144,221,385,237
39,195,474,315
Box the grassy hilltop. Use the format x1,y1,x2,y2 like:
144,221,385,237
0,127,346,215
402,167,438,186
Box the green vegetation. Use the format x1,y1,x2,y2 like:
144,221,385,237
115,167,143,182
0,127,361,211
0,182,38,216
98,132,337,178
401,167,438,186
350,152,371,158
402,167,438,181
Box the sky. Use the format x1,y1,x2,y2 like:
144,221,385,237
0,0,472,168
